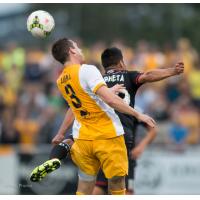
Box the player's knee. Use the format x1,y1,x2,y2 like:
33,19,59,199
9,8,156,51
109,176,126,195
109,176,125,189
110,176,124,184
77,177,96,195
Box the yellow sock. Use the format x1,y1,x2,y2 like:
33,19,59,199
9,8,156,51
76,191,85,195
110,189,126,195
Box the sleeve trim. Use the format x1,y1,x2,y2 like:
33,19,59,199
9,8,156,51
135,73,144,85
93,82,106,93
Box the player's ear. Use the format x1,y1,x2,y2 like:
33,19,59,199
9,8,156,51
120,60,126,69
69,47,76,55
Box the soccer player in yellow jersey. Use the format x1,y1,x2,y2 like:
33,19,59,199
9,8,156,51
31,38,155,195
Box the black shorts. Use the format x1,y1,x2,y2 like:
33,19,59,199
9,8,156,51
95,141,136,193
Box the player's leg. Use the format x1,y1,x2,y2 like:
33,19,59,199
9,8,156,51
106,142,135,195
49,138,73,160
95,136,128,195
93,186,106,195
30,138,73,182
108,176,126,195
126,159,136,194
126,142,135,194
92,169,108,195
76,180,95,195
70,139,100,195
76,170,96,195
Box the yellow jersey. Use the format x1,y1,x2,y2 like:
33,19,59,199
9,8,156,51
57,64,124,140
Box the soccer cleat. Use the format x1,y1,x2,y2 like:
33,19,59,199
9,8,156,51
30,158,61,182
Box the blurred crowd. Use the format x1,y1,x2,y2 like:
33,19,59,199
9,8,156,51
0,37,200,152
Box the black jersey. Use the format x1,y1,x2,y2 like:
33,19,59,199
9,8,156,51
103,69,143,144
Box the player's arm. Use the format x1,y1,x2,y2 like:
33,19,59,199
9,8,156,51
138,62,184,84
131,126,157,159
83,65,155,127
96,85,155,128
52,108,74,144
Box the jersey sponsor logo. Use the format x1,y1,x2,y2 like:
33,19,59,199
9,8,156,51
104,74,124,83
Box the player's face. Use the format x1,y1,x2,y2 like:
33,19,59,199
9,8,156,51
70,40,85,63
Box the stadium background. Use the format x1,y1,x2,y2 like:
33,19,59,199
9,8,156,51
0,3,200,195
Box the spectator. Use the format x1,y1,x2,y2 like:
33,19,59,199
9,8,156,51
0,38,199,148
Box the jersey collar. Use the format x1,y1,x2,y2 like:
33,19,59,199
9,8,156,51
105,66,126,74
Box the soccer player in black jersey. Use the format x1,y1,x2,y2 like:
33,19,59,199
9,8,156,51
92,47,184,194
30,47,184,194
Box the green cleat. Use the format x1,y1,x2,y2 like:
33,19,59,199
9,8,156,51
30,158,61,182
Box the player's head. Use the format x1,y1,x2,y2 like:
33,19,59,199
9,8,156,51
52,38,84,65
101,47,126,70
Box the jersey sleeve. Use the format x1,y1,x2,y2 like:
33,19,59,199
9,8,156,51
128,71,144,88
80,65,106,93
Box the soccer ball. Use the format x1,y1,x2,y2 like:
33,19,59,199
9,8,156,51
27,10,55,38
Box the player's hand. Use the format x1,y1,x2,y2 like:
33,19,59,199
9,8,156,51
130,144,145,159
138,114,156,128
110,84,125,94
173,62,184,75
52,134,65,145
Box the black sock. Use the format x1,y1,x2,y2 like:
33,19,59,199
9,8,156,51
49,142,71,160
